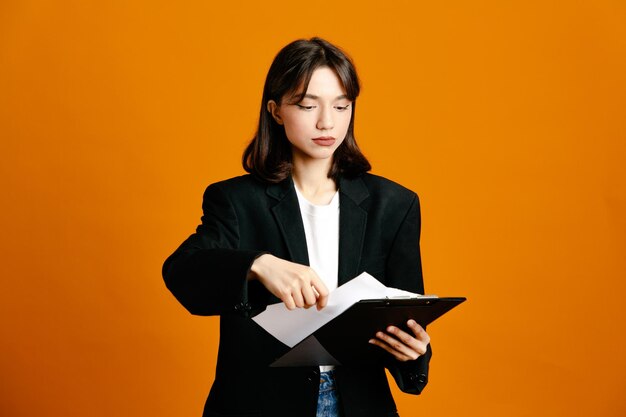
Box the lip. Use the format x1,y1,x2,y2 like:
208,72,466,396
312,136,336,146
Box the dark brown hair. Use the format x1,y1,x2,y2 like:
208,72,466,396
242,37,371,183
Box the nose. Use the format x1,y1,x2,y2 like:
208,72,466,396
316,106,334,131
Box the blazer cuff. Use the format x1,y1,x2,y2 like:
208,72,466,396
385,344,432,395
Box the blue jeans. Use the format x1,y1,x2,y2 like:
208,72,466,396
317,370,341,417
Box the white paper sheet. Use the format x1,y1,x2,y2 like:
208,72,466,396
252,272,422,347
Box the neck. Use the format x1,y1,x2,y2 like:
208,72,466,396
291,156,337,204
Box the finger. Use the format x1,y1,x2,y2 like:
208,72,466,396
282,294,296,310
407,320,424,336
310,276,329,310
387,325,428,356
316,292,328,310
368,338,413,362
291,289,305,308
376,330,421,360
311,285,320,297
386,325,422,351
407,320,430,345
301,284,318,307
310,285,321,309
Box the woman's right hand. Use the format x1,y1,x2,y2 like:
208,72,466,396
248,254,329,311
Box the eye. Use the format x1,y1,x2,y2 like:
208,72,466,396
296,104,316,111
335,104,351,111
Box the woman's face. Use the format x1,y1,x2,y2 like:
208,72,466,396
269,66,353,165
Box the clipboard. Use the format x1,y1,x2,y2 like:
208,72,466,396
271,296,466,367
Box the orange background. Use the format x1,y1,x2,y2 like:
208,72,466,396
1,1,625,416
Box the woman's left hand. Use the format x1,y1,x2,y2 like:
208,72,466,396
369,319,430,362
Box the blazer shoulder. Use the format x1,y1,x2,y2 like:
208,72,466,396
360,173,419,203
203,174,266,197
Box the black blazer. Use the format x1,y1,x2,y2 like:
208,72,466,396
163,173,431,417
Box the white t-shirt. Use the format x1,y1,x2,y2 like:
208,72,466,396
294,186,340,292
294,185,340,371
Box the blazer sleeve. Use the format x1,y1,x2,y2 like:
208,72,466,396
162,182,266,317
383,193,432,395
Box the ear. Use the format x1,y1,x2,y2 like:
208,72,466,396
267,100,283,125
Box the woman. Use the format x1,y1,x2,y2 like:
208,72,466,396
163,37,431,417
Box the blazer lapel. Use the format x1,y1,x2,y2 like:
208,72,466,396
266,175,370,285
267,178,310,266
337,176,370,286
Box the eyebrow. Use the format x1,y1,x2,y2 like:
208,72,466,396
302,93,349,100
